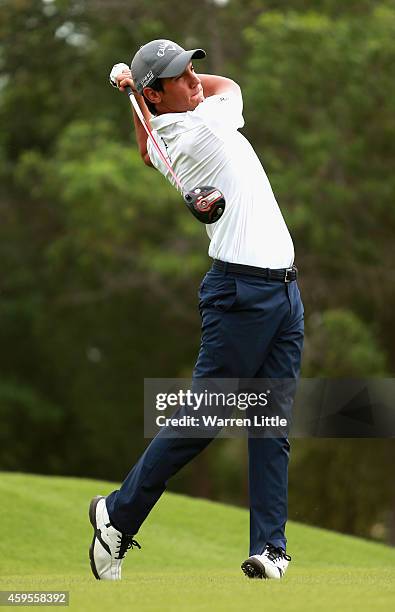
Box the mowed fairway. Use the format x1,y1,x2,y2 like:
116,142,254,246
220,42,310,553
0,473,394,611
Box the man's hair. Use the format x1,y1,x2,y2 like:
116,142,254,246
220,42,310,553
143,78,164,115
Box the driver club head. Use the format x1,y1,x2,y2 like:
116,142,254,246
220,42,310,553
183,186,226,224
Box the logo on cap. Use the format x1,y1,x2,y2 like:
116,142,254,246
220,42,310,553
157,41,177,57
140,70,155,88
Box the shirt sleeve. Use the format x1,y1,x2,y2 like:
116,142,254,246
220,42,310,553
191,89,245,133
146,137,157,169
146,134,180,191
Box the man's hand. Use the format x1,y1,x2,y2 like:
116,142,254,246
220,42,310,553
109,62,153,167
109,63,136,93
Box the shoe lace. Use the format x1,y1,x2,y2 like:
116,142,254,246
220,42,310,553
264,543,291,563
115,534,141,560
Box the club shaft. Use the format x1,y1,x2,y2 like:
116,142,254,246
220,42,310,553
125,87,184,192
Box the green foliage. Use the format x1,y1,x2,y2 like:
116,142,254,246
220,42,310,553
289,439,395,541
244,8,395,265
12,118,208,287
303,308,388,376
0,380,64,471
0,0,91,157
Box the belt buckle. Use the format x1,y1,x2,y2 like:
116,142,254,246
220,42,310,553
284,267,293,283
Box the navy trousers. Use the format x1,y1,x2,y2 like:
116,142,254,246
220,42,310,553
106,265,304,555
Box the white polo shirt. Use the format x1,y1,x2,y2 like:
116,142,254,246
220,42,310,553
147,89,294,268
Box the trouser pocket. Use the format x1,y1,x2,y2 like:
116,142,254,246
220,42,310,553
199,274,238,312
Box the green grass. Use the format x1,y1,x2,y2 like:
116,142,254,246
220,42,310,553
0,472,394,611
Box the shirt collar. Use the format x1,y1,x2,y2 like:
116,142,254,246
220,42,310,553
150,112,187,131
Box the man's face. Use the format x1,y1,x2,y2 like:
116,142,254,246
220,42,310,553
145,63,204,113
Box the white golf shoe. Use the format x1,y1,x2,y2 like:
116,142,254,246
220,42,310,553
241,543,291,579
89,495,141,580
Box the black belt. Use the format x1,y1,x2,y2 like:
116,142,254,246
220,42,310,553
213,259,298,283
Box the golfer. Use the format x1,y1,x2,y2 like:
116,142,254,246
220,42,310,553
89,39,304,581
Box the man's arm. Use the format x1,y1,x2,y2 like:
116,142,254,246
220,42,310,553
130,93,153,167
116,71,153,167
197,74,240,98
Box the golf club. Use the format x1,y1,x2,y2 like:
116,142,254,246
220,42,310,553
111,64,226,224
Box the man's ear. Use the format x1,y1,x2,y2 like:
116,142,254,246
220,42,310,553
143,87,162,104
